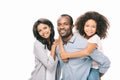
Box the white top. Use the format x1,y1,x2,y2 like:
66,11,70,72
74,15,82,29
46,49,57,80
88,34,103,69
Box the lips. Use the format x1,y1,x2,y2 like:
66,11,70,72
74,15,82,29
86,31,94,36
59,30,66,34
43,33,48,37
42,32,49,38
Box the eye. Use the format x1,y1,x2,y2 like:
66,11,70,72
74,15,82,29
38,29,41,32
92,26,96,28
57,23,61,26
85,25,89,27
43,26,47,29
64,22,69,25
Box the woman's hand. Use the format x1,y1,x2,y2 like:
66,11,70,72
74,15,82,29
51,39,59,60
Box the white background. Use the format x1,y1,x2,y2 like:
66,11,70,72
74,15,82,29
0,0,119,80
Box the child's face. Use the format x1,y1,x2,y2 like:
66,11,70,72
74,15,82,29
84,19,97,37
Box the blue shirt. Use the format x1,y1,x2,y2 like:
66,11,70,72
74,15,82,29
56,33,111,80
56,33,91,80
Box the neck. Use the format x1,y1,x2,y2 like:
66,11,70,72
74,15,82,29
62,33,73,44
84,34,95,39
84,36,90,39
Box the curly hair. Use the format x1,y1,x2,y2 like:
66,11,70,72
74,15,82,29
75,11,110,39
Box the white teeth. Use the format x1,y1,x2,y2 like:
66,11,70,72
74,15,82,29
43,33,48,37
44,34,47,36
86,31,92,34
86,32,94,36
60,30,65,33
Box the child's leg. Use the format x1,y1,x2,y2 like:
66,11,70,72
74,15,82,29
87,68,99,80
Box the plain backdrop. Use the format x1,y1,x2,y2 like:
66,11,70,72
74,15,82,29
0,0,119,80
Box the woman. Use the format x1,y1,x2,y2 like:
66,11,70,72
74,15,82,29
29,18,58,80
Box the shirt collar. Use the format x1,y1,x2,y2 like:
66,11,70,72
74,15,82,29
63,33,77,44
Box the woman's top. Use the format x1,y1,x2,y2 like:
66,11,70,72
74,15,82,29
46,49,57,80
29,40,58,80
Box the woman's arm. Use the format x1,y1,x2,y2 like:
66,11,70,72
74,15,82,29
34,40,57,71
50,40,59,60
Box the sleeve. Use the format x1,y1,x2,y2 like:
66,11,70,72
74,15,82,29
90,49,111,73
34,40,57,72
88,34,100,44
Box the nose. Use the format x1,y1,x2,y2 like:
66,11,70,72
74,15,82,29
40,30,46,35
59,24,64,29
88,27,92,31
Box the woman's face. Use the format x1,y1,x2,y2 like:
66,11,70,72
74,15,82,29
84,19,97,37
37,23,51,39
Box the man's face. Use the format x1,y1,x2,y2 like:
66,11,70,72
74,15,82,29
57,16,73,38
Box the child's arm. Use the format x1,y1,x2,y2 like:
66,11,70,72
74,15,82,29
60,43,97,59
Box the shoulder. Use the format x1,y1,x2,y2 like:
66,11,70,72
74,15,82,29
73,32,87,41
34,40,44,48
72,32,88,48
92,34,100,39
89,34,100,40
88,34,100,43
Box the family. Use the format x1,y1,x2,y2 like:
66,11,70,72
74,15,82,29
29,11,111,80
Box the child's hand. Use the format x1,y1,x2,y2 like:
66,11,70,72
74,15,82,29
60,51,69,62
60,51,69,60
62,59,69,62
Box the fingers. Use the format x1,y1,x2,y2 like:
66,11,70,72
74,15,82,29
63,59,68,62
53,39,59,45
60,52,68,60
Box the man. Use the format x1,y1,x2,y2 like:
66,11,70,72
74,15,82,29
55,14,110,80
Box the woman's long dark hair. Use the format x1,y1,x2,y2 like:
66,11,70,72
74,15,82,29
33,18,55,50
